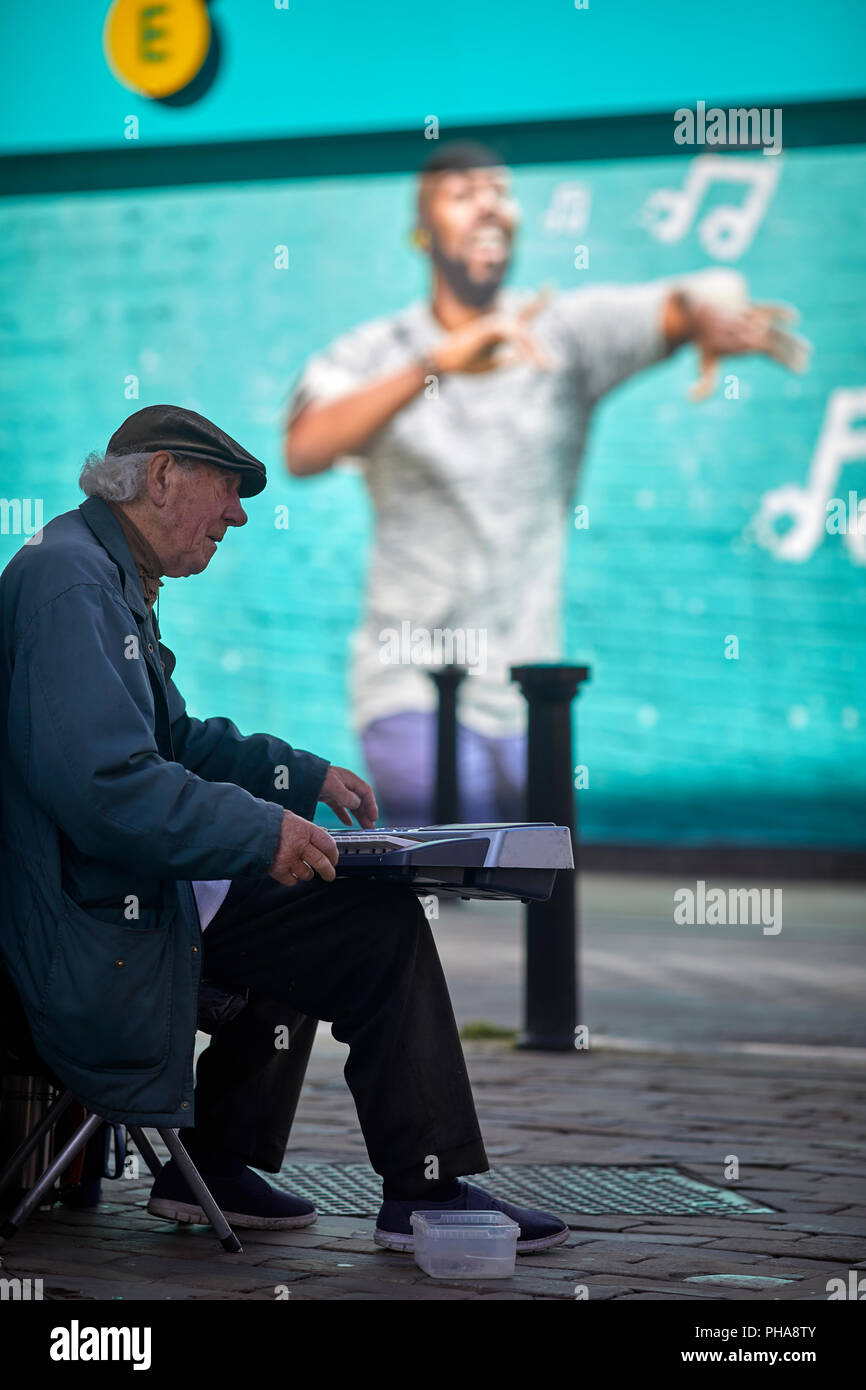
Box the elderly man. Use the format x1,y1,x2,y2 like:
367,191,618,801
0,404,567,1252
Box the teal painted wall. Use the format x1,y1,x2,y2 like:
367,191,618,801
1,146,864,845
1,0,865,155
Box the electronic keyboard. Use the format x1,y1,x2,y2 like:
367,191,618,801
332,822,573,902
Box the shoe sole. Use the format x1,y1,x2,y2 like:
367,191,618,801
147,1197,317,1230
373,1225,570,1254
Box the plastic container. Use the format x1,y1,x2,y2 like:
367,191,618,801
411,1209,519,1278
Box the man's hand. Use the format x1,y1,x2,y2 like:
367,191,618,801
689,299,811,401
318,764,378,828
430,289,553,375
665,276,812,401
268,810,339,886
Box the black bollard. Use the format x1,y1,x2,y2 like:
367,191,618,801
510,664,590,1050
429,666,466,825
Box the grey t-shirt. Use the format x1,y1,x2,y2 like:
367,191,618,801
290,278,699,738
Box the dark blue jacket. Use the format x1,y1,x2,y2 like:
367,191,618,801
0,496,329,1124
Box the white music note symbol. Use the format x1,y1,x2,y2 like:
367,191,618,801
544,181,592,235
752,388,866,566
640,155,780,261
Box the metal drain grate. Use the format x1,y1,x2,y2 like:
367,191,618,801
271,1163,774,1217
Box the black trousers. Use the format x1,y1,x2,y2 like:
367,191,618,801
189,873,490,1189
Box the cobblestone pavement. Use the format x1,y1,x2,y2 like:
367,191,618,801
2,1043,863,1301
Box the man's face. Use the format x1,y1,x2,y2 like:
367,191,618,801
153,458,247,577
422,166,519,305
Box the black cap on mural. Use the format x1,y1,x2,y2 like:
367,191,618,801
106,404,267,498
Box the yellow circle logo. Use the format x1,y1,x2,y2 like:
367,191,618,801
104,0,212,99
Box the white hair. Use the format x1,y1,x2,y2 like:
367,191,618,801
78,450,199,503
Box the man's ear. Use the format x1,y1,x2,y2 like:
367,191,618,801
145,450,174,504
411,225,432,251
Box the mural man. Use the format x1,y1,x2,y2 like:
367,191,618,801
287,141,809,825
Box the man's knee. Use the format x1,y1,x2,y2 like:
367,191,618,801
334,877,426,929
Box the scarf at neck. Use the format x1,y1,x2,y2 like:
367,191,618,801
104,500,165,632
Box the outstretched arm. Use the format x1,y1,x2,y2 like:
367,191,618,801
554,270,811,405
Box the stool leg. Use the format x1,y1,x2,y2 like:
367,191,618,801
0,1088,76,1201
0,1112,103,1242
126,1126,163,1180
157,1128,243,1254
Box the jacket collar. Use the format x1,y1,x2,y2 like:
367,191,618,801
78,495,150,621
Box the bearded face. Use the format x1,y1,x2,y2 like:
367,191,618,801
420,166,518,308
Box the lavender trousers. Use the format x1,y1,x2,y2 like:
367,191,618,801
360,710,527,826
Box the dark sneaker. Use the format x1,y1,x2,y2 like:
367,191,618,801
147,1160,317,1230
374,1180,569,1253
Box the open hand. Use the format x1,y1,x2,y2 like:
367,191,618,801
688,297,811,401
430,288,554,375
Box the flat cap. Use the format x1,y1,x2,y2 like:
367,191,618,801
106,404,267,498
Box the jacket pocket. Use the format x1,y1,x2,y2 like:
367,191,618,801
41,891,174,1072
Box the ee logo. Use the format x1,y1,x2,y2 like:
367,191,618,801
104,0,214,100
